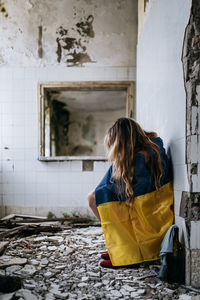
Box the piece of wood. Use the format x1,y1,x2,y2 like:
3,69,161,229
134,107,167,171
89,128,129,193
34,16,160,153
16,222,60,226
0,224,63,238
181,285,200,293
136,274,156,280
0,241,9,255
13,214,47,219
0,228,10,232
0,225,28,238
28,225,62,233
1,214,16,221
0,214,47,224
70,223,101,228
1,214,47,221
7,217,93,224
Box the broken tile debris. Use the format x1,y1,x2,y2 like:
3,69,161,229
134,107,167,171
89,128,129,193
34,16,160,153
0,225,200,299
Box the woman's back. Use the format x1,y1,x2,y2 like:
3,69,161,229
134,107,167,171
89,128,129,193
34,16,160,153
95,135,174,267
133,137,172,198
89,118,174,267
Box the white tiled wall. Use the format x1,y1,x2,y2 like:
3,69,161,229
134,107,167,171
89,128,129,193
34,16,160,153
0,66,135,217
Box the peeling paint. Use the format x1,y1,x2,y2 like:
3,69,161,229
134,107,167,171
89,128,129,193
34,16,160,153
182,1,200,191
56,14,95,67
0,0,137,67
191,249,200,288
180,191,200,222
191,163,198,175
66,50,93,66
76,15,95,38
181,12,200,271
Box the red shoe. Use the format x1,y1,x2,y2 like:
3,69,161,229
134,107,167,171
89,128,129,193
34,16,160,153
100,252,110,260
100,260,118,269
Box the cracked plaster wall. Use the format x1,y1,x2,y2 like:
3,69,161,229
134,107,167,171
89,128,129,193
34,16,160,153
0,0,137,217
0,0,137,67
181,0,200,288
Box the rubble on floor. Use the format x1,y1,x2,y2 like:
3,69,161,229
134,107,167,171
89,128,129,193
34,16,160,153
0,214,97,240
0,220,200,299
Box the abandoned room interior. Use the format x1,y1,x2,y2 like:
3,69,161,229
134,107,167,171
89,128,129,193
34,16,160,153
0,0,200,299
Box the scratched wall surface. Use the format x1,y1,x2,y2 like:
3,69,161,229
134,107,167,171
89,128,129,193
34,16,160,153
0,0,137,67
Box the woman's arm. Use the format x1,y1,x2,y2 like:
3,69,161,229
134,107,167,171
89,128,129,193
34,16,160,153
88,190,100,221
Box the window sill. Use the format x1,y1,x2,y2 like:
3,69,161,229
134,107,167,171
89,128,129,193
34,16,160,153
38,156,108,162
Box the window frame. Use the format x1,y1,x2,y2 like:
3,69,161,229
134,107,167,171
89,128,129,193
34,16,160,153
38,81,135,161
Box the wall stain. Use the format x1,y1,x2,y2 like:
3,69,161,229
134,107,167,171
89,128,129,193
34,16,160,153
76,15,95,38
38,26,43,58
67,50,92,66
0,1,8,17
56,15,95,67
56,38,62,63
82,115,96,145
62,37,76,51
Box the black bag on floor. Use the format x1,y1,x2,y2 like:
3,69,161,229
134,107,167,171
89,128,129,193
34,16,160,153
157,225,185,284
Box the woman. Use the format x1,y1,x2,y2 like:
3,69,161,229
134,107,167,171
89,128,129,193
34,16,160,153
88,118,174,268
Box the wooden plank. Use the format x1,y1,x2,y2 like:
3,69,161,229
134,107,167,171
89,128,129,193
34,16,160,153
0,241,9,255
71,223,101,228
0,214,47,223
16,222,60,226
8,217,94,224
0,225,28,238
14,214,46,219
14,214,47,219
1,214,16,221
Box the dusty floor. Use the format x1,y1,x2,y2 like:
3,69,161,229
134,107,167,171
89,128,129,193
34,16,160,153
0,226,200,300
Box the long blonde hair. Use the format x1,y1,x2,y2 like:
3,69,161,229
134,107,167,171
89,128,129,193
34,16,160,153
104,118,163,201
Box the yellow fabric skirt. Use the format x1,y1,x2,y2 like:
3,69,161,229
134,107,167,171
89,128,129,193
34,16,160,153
97,182,174,266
